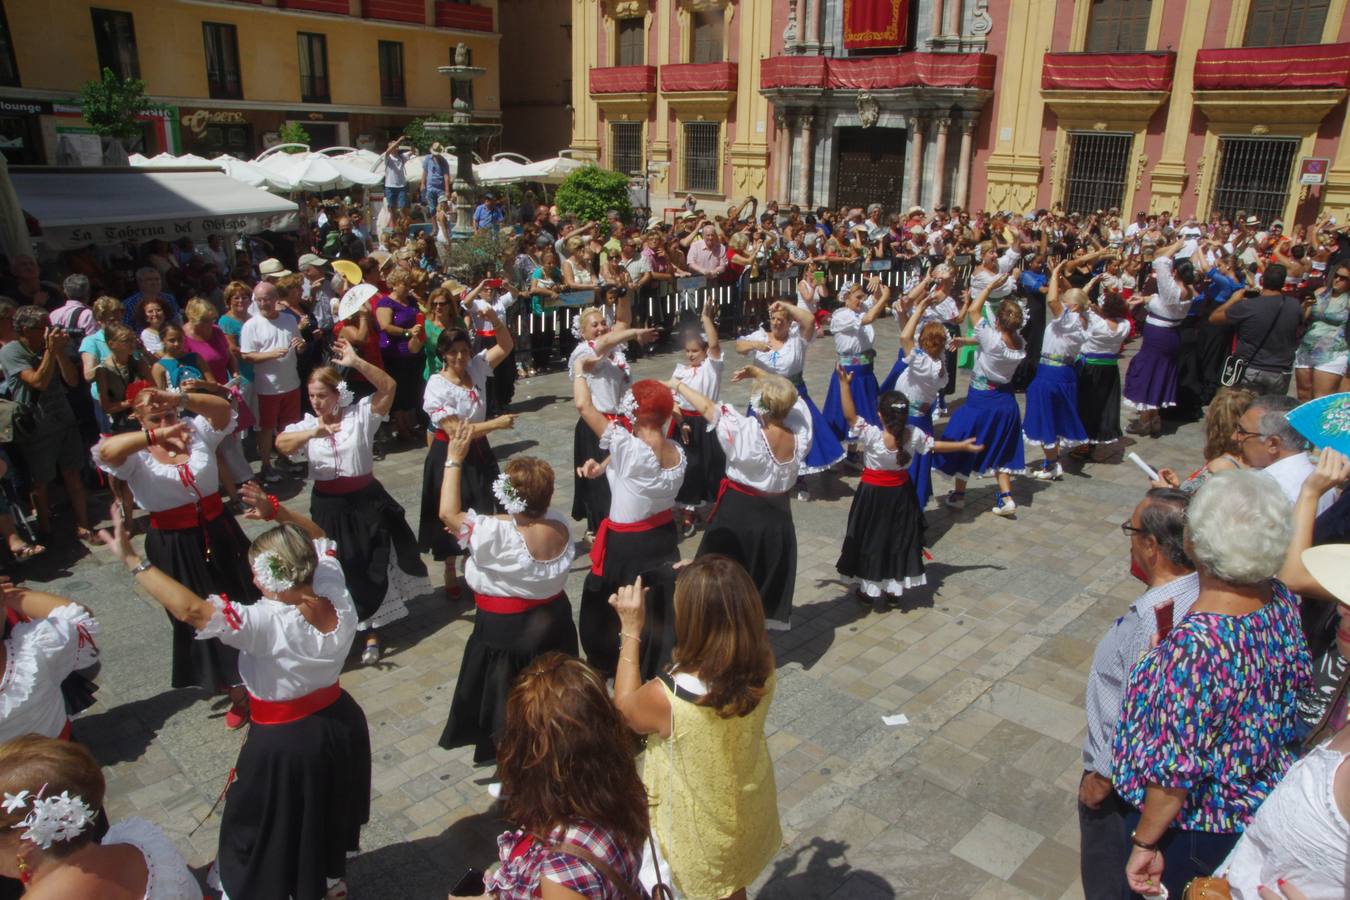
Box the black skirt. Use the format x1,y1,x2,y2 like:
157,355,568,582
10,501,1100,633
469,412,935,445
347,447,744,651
835,481,926,588
419,436,500,560
439,594,578,763
384,353,424,415
479,332,517,417
310,480,427,623
145,514,258,691
675,417,727,508
217,690,371,900
579,522,680,679
571,419,612,532
697,488,797,627
1077,363,1124,443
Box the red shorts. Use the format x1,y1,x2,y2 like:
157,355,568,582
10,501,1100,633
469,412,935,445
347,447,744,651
256,388,301,431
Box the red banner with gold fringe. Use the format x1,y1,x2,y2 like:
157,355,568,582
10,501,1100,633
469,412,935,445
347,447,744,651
1194,42,1350,90
843,0,908,50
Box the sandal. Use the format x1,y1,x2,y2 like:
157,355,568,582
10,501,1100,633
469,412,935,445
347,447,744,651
10,542,45,561
75,527,97,544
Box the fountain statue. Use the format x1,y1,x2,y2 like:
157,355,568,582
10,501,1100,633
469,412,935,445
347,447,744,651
427,43,497,240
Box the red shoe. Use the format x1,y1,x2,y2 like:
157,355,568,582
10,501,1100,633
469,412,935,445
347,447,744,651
225,702,250,730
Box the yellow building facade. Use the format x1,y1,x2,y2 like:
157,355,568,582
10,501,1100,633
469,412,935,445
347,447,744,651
0,0,501,163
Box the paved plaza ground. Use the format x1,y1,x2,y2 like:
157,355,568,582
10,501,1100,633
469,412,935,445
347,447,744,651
29,323,1209,898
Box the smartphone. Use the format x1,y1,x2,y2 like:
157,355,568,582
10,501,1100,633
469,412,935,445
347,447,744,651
450,868,486,897
1154,599,1174,642
487,278,504,289
812,270,825,285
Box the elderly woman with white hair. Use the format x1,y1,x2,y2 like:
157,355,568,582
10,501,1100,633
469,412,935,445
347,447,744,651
1112,469,1312,899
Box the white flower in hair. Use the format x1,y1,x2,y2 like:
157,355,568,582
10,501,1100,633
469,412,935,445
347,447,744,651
14,788,95,850
2,791,29,814
492,474,528,515
336,380,355,408
570,316,585,340
252,551,296,594
617,389,639,420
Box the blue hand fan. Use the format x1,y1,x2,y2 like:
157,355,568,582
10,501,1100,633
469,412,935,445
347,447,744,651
1286,392,1350,455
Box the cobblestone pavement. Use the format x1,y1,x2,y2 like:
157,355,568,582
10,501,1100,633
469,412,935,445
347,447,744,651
29,324,1208,899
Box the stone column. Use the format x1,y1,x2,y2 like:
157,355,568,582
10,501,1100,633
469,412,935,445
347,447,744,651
793,0,808,50
904,116,926,210
930,0,946,45
797,113,814,207
928,117,950,209
806,0,822,49
954,118,975,210
944,0,963,37
776,109,793,203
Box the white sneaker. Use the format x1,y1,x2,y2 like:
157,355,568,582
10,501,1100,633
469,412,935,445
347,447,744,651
992,496,1017,517
943,491,966,510
1032,462,1063,481
360,641,380,665
796,488,810,502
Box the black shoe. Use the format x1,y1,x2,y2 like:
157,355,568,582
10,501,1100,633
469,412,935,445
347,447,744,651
871,594,889,613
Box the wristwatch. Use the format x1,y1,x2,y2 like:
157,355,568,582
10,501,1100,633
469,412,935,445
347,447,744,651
130,559,154,576
444,461,461,470
1129,830,1160,852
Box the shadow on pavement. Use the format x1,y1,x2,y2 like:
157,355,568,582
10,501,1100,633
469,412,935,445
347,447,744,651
74,687,205,767
758,836,896,899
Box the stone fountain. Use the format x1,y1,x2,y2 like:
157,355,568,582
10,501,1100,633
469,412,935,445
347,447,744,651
426,43,497,240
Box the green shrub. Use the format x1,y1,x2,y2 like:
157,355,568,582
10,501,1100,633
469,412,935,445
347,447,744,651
555,165,631,224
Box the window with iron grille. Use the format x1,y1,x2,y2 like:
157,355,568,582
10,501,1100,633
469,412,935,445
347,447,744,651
0,3,18,87
203,23,242,100
297,32,329,103
1084,0,1152,52
616,17,644,66
378,41,405,106
1062,132,1132,217
450,46,473,108
682,121,719,193
691,10,723,63
1211,136,1299,226
611,122,643,177
91,8,139,80
1244,0,1330,47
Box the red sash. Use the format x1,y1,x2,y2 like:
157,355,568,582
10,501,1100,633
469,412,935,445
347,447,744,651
249,682,341,725
590,509,675,575
58,720,72,741
475,591,563,614
707,477,772,523
149,492,224,530
314,473,374,495
861,468,909,487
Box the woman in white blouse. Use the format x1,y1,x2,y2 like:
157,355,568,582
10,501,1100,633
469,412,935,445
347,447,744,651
418,314,517,597
735,301,844,495
671,300,726,536
93,387,257,728
1122,241,1200,436
437,423,577,763
0,581,99,744
575,376,686,678
276,339,426,666
1073,292,1133,460
935,275,1027,518
1021,265,1092,482
0,734,198,899
676,369,810,628
100,487,370,900
890,294,953,510
567,298,658,537
464,278,520,418
822,277,891,442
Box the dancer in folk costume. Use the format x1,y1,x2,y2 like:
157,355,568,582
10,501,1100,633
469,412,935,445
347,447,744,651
1022,263,1093,481
822,276,892,441
1071,291,1132,461
888,292,956,510
1122,241,1200,436
670,299,726,536
834,372,980,610
276,339,427,665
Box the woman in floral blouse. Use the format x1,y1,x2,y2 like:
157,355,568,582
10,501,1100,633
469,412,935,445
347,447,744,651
1295,263,1350,401
1112,470,1311,898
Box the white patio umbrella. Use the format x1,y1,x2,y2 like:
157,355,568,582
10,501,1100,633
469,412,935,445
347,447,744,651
520,156,587,184
211,155,294,192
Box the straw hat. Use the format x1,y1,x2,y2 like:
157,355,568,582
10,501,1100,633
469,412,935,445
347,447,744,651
1302,545,1350,606
337,283,379,322
259,258,292,279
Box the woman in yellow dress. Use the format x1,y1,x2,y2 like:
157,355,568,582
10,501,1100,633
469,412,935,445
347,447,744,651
610,555,781,900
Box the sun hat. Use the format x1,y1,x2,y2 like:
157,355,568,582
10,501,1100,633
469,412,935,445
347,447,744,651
259,258,292,279
1302,544,1350,606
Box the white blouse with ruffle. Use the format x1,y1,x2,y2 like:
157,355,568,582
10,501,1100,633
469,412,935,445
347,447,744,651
102,817,201,900
457,510,576,600
0,604,99,743
93,411,236,511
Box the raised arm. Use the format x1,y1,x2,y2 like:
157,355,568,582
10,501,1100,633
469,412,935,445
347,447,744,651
836,367,859,428
897,295,929,356
770,299,816,336
437,420,475,534
701,297,721,358
1048,260,1067,318
0,580,87,621
1207,285,1249,326
572,374,613,439
481,307,515,367
965,274,1006,328
672,379,718,424
1279,449,1350,599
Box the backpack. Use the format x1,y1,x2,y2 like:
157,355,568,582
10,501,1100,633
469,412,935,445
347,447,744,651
0,370,37,443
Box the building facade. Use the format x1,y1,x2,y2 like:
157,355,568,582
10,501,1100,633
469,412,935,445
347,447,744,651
0,0,501,164
570,0,1350,226
498,0,571,161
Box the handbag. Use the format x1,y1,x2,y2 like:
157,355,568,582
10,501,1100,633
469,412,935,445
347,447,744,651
1220,298,1281,387
1183,876,1232,899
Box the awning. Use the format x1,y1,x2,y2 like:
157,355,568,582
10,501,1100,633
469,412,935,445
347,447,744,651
11,168,299,250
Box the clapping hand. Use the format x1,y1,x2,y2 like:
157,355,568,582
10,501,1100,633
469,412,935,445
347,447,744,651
96,500,138,567
608,574,646,634
240,481,276,521
446,419,474,464
577,459,605,480
1306,447,1350,497
331,338,358,369
154,421,194,454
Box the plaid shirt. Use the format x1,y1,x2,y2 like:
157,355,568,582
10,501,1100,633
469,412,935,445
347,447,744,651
487,822,643,900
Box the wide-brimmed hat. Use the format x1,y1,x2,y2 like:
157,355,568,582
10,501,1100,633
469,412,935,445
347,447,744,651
331,259,362,285
367,249,393,270
1303,544,1350,606
259,258,292,279
337,283,379,322
1245,215,1260,226
297,253,328,270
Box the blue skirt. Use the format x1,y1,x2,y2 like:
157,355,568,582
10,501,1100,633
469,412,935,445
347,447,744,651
933,387,1026,477
1022,363,1089,448
747,381,845,475
823,363,880,442
908,410,935,509
1123,323,1181,410
879,353,907,393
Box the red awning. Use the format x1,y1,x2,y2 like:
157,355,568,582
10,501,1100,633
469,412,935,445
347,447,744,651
1194,42,1350,91
1041,51,1175,92
761,53,996,91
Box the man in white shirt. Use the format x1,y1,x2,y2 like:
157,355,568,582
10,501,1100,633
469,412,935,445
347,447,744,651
1235,394,1336,514
241,282,305,483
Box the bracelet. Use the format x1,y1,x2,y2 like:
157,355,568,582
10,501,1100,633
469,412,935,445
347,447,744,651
144,427,156,447
264,494,281,521
1129,830,1160,852
129,559,153,576
619,631,641,642
444,461,462,469
619,655,637,665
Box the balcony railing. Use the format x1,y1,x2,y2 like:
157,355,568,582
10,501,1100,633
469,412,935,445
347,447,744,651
662,62,738,93
1041,51,1175,92
434,1,494,32
589,65,658,95
760,53,995,91
1193,42,1350,91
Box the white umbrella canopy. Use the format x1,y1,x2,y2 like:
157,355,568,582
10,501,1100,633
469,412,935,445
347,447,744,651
132,152,216,168
252,152,382,192
474,158,531,185
210,155,292,192
519,156,587,184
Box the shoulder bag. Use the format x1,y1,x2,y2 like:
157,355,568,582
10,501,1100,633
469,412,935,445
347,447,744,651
1220,297,1282,388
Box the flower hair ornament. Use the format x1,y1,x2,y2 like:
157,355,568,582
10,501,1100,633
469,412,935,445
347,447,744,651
5,786,96,850
751,392,770,417
492,474,528,515
617,389,639,421
336,380,355,408
570,315,586,340
252,551,297,594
